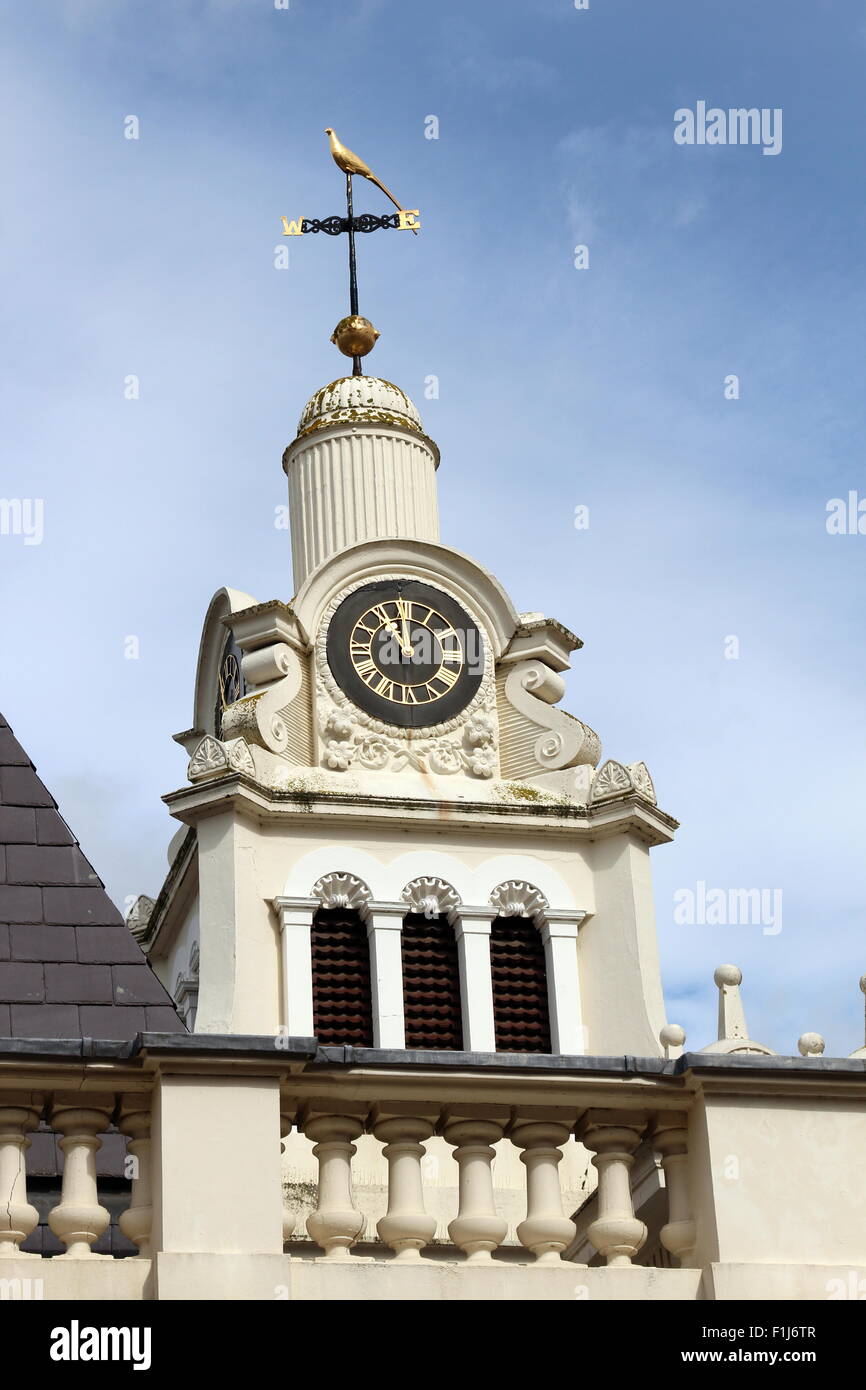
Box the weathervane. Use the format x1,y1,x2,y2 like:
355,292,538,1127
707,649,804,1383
282,128,420,377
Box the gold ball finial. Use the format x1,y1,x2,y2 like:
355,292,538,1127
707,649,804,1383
331,315,380,358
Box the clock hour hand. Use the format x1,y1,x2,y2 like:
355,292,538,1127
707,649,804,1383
383,618,413,659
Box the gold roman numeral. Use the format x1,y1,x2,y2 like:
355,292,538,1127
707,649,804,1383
434,666,459,690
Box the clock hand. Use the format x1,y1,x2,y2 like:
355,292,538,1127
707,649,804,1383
384,618,413,659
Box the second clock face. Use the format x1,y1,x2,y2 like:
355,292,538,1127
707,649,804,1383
326,579,484,728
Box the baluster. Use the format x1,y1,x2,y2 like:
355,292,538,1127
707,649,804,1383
510,1119,575,1263
442,1109,508,1263
372,1109,437,1260
117,1102,153,1258
0,1093,42,1255
303,1108,365,1258
653,1113,695,1264
48,1098,113,1259
577,1110,648,1267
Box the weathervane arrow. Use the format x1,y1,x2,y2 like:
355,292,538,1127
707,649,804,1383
281,128,421,377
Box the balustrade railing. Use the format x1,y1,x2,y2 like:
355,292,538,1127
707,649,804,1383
0,1062,695,1271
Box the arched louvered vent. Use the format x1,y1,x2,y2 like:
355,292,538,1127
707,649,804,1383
401,913,463,1050
490,917,551,1053
310,907,373,1047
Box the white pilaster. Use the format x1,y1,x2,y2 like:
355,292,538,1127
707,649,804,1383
541,912,586,1055
272,897,316,1037
367,903,406,1048
454,908,496,1052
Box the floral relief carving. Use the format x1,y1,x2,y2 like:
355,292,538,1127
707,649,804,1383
629,761,656,804
591,760,634,802
224,738,256,776
188,736,228,781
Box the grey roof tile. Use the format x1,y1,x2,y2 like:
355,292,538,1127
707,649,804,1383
79,1005,147,1039
35,809,75,845
11,1002,80,1036
0,728,31,765
113,963,173,1006
146,1005,188,1029
0,885,42,922
42,885,123,926
0,766,54,806
0,808,36,843
6,844,97,886
76,925,146,964
46,963,113,1004
10,923,75,962
26,1128,60,1174
0,925,8,960
0,962,44,1002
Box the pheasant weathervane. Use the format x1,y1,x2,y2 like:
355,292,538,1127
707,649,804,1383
281,128,420,377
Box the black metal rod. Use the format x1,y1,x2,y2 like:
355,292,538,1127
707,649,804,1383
345,173,362,376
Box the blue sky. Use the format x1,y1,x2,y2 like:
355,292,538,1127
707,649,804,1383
1,0,864,1053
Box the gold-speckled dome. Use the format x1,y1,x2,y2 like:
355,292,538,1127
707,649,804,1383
294,376,424,441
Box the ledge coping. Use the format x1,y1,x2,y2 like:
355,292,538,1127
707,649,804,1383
0,1038,863,1080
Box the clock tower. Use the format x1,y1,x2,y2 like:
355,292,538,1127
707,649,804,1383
139,370,679,1064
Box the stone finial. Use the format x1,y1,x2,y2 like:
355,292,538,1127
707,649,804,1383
700,964,775,1056
848,975,866,1058
659,1024,686,1059
797,1032,825,1057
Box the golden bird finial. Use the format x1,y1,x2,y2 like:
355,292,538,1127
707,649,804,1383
324,128,418,233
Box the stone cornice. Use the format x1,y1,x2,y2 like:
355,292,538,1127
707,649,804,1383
161,776,679,845
284,418,441,470
221,599,309,653
0,1038,863,1107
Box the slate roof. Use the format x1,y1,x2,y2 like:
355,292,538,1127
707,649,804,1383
0,712,186,1039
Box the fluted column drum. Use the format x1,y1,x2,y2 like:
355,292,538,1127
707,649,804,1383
283,377,440,591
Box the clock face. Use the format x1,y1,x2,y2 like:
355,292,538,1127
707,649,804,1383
326,580,484,728
214,634,245,736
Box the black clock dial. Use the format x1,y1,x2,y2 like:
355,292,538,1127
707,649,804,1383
214,633,245,736
326,580,484,729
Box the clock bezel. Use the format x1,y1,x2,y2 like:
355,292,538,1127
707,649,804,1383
325,578,485,729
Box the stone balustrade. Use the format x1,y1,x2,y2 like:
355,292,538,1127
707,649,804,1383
1,1035,862,1300
0,1068,693,1274
284,1094,689,1268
